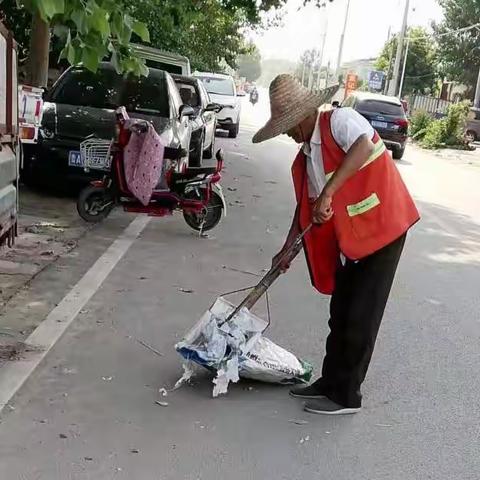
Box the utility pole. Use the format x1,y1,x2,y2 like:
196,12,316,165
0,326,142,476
475,66,480,108
316,10,330,90
388,0,410,96
383,26,393,94
316,33,328,90
398,36,411,99
335,0,352,82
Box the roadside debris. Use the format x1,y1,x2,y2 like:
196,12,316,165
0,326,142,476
59,433,68,439
135,338,163,357
175,297,313,397
178,288,194,294
158,388,168,397
40,250,55,257
299,435,310,444
173,362,195,390
130,449,140,454
102,376,113,382
289,419,309,425
155,400,169,407
222,265,261,277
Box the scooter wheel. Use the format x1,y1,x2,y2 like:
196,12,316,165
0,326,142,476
183,191,223,232
77,185,114,223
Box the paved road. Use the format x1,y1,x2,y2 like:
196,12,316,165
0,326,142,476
0,97,479,479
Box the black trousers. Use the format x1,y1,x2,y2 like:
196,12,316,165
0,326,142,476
315,233,407,408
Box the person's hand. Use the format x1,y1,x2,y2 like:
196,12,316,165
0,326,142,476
312,190,333,224
271,247,292,273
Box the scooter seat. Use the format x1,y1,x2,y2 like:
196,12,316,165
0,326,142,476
184,166,217,176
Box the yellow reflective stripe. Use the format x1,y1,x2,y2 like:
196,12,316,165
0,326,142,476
323,140,386,183
362,140,386,169
346,193,380,217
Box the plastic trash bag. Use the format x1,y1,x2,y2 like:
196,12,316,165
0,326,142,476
175,297,313,396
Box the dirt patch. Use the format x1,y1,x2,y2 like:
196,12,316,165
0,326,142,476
0,341,44,362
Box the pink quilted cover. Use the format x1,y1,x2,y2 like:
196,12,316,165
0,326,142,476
123,123,165,206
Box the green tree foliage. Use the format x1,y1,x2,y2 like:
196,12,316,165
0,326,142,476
0,0,31,61
433,0,480,92
16,0,150,76
237,44,262,81
124,0,297,72
1,0,334,77
375,26,437,95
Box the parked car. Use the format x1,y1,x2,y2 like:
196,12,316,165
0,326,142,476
22,63,194,185
172,74,220,167
194,72,241,138
465,107,480,143
342,92,408,159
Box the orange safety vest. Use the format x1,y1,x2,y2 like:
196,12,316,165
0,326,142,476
292,110,420,295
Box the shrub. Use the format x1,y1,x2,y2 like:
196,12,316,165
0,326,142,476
443,101,470,146
421,118,447,149
421,101,470,149
409,110,433,141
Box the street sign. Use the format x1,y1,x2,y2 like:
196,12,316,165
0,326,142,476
344,73,358,99
369,70,385,91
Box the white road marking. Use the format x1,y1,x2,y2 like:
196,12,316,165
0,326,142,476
0,215,151,413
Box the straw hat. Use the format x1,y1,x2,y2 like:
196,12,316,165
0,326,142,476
252,74,339,144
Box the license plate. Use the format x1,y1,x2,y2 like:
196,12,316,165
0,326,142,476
371,120,388,129
68,151,83,167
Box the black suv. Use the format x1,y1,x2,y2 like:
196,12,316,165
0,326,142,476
342,92,408,159
22,63,193,185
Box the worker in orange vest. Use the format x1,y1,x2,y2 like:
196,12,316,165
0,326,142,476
253,75,419,415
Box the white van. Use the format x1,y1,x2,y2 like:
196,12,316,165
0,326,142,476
194,72,241,138
131,44,191,76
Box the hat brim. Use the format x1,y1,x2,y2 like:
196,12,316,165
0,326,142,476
252,84,339,144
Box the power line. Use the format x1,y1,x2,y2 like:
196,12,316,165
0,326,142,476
405,22,480,41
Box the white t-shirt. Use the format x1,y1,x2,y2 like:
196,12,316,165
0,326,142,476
304,107,374,198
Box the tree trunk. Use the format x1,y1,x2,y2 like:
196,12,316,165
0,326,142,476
26,11,50,87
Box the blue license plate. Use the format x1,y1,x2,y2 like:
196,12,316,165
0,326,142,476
68,151,83,167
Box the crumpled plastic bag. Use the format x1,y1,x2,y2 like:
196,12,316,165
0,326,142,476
175,297,313,396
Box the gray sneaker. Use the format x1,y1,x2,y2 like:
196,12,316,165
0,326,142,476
289,384,327,400
304,398,361,415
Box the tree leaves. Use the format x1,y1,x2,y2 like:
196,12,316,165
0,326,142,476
35,0,65,20
434,0,480,91
82,46,100,72
132,21,150,43
71,9,87,34
88,6,110,40
16,0,150,75
375,27,437,95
